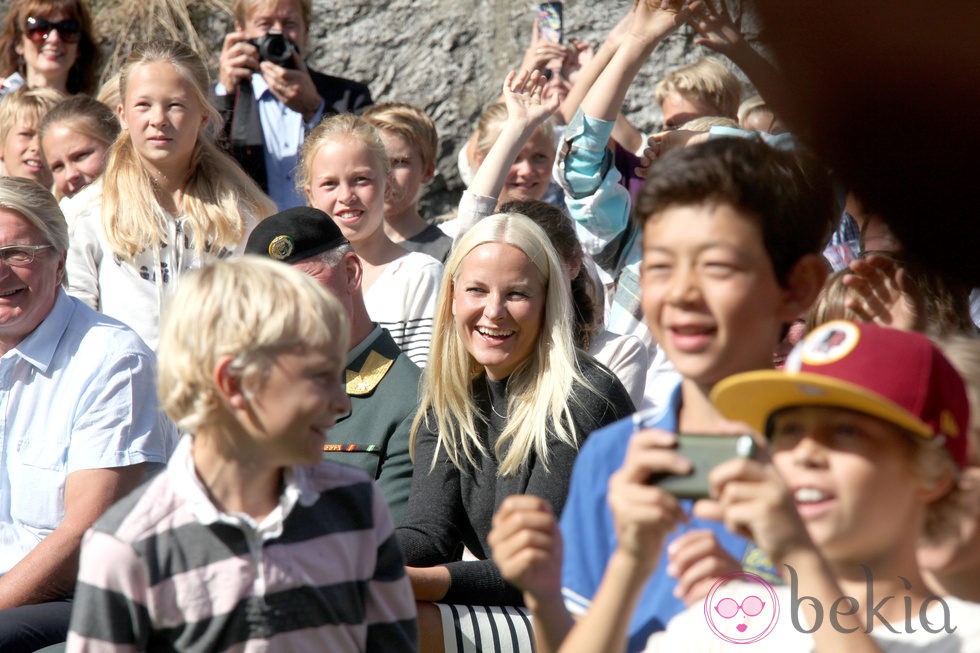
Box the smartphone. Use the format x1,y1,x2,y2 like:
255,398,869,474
651,433,758,500
537,1,563,44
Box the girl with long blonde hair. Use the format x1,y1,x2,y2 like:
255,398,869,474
299,113,442,367
396,213,634,651
66,40,274,349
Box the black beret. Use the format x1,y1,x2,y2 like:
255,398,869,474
245,207,349,263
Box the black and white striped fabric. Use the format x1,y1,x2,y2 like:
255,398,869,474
436,603,535,653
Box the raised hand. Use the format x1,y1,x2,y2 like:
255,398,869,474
218,31,259,92
259,51,323,121
635,129,708,178
681,0,747,59
843,253,924,332
501,68,560,131
629,0,687,43
519,18,571,74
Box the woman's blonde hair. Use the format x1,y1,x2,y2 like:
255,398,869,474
412,213,591,476
157,256,349,435
297,113,389,197
102,40,274,261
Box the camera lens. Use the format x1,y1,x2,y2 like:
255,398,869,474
265,36,287,58
258,30,295,68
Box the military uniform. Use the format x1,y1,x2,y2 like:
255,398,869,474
326,325,419,525
243,209,420,524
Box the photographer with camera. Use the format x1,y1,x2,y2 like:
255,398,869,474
215,0,372,210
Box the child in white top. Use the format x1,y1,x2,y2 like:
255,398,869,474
299,113,441,367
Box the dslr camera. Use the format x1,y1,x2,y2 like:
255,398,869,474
247,30,296,69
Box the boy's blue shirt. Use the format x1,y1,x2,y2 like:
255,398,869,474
560,381,779,653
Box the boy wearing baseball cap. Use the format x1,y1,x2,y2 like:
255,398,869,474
556,320,980,651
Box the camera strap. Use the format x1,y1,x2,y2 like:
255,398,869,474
230,79,264,148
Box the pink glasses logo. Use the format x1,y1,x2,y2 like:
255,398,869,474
704,572,780,644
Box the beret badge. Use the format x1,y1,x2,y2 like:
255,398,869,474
268,235,295,261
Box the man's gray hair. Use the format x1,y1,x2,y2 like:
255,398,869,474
0,178,68,254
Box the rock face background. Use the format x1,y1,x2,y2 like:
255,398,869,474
214,0,759,216
4,0,757,215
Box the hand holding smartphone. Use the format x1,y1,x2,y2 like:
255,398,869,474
650,433,758,499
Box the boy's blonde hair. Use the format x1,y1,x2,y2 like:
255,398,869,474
298,113,389,195
363,102,439,173
655,57,742,120
157,256,349,434
919,334,980,548
0,86,63,142
412,213,596,476
233,0,311,30
102,40,274,261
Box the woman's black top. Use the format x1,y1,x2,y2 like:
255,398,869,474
396,350,635,606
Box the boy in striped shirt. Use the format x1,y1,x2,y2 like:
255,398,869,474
66,257,418,652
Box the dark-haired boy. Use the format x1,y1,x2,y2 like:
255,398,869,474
488,7,834,651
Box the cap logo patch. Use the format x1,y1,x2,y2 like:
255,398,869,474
800,320,860,366
268,235,294,260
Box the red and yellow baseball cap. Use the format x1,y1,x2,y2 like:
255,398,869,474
711,320,969,468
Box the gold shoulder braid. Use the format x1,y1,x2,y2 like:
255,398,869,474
345,350,394,396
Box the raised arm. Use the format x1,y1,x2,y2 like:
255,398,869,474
581,0,684,122
681,0,787,114
467,69,559,201
558,7,634,124
490,496,572,653
842,253,924,332
455,69,559,240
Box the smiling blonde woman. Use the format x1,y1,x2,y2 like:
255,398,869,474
396,213,634,652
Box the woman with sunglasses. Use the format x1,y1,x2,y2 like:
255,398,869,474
0,0,100,101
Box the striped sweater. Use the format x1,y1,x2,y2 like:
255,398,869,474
362,251,442,368
66,436,417,652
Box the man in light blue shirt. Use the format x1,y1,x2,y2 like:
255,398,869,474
214,0,372,210
0,178,177,651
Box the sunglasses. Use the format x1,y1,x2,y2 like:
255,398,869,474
714,595,766,619
24,16,81,44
